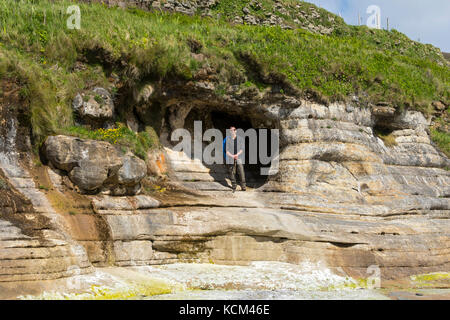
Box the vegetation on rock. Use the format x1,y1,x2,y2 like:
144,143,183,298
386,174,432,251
431,129,450,157
66,124,159,159
0,0,448,156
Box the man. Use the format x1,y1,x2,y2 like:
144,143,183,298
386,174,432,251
223,126,246,192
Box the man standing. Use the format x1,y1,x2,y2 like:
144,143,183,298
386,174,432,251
223,126,246,192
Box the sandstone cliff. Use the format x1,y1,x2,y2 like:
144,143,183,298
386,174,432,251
1,79,449,289
0,0,449,297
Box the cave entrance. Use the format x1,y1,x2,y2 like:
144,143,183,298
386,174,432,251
373,121,397,148
183,108,273,189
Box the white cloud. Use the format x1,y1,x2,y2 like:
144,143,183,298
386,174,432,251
304,0,450,52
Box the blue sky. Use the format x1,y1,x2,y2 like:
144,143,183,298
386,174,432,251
304,0,450,52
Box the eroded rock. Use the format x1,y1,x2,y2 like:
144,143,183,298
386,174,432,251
73,87,114,126
44,135,146,195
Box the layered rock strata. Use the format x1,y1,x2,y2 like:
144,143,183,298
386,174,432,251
43,135,146,196
0,115,93,283
1,85,449,286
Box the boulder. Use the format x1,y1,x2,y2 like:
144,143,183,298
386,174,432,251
44,135,146,194
69,160,111,191
72,87,114,125
135,84,154,103
432,101,446,111
117,155,147,185
146,149,167,178
370,105,396,117
45,135,122,172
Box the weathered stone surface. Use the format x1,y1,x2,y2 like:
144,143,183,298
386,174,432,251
0,115,93,283
151,96,449,280
1,68,449,291
135,84,154,103
113,240,153,265
117,156,147,185
44,135,122,173
92,195,160,212
146,149,167,178
69,160,110,191
87,201,450,278
73,87,114,124
44,135,146,194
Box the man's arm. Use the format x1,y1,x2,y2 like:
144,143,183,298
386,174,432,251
225,137,235,158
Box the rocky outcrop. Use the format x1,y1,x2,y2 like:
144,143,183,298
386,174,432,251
91,195,167,266
1,69,449,294
82,0,341,34
148,84,449,280
72,87,114,127
0,111,93,283
88,198,450,279
431,100,449,133
43,84,446,281
43,135,146,195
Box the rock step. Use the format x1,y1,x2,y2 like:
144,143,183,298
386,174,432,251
173,171,222,182
0,219,93,282
0,222,31,241
180,181,232,191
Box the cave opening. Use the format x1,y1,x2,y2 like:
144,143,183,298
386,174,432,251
373,121,397,147
182,108,274,189
373,123,395,136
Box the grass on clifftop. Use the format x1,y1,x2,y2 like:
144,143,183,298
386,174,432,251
431,129,450,158
0,0,448,153
210,0,347,30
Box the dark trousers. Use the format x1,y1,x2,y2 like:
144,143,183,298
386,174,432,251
227,159,246,189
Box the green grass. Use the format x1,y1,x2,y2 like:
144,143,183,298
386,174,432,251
64,123,159,160
431,129,450,157
0,0,448,156
209,0,348,31
38,184,49,191
374,127,398,147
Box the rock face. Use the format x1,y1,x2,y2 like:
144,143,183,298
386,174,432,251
267,103,449,197
40,91,447,281
82,0,341,34
1,77,449,292
72,87,114,126
149,84,449,280
44,135,146,195
0,110,93,284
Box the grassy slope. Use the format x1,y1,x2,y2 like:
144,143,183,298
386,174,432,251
431,126,450,158
0,0,448,154
209,0,346,29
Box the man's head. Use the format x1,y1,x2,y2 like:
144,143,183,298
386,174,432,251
229,126,237,138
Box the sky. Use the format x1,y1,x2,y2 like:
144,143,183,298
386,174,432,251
304,0,450,52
